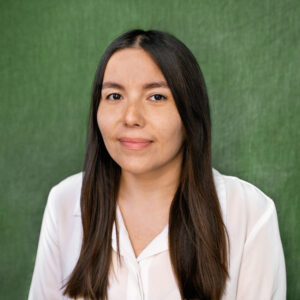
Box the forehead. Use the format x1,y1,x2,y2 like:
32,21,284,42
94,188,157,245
103,48,166,83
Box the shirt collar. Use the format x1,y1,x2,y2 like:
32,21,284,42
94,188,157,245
111,205,169,261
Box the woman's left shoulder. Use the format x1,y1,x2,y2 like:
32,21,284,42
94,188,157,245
212,168,277,229
212,169,286,299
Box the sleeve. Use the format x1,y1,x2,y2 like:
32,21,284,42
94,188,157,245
28,186,64,300
236,200,286,300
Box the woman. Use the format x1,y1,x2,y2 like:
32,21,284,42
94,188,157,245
28,29,286,300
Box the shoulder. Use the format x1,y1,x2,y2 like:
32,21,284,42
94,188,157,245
213,169,286,298
212,168,276,237
50,171,83,195
36,172,84,277
46,171,83,218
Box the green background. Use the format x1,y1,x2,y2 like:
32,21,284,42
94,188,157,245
1,0,299,299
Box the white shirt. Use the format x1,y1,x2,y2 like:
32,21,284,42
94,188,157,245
28,169,286,300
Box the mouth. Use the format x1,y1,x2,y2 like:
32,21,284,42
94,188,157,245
118,137,153,150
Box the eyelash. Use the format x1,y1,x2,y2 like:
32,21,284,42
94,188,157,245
105,93,167,102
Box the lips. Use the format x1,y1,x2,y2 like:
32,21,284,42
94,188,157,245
119,137,152,143
119,137,152,150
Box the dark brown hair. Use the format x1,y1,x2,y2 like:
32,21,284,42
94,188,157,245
63,29,229,300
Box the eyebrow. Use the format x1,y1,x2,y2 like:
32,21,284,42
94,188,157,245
102,81,169,90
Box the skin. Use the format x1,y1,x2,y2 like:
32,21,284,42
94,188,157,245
97,48,185,256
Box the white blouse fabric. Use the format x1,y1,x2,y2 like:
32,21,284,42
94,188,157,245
28,169,286,300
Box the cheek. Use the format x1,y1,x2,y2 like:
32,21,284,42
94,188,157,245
158,115,185,149
171,123,185,148
96,110,104,136
97,110,115,156
97,104,113,138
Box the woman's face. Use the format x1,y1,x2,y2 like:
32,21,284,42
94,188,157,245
97,48,185,176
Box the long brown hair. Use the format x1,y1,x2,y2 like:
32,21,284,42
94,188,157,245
63,29,229,300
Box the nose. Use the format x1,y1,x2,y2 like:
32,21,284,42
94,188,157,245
123,98,145,128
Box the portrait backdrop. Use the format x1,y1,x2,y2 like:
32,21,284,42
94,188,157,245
0,0,299,299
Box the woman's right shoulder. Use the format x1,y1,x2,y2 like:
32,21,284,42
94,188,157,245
51,171,84,194
45,171,84,218
34,172,84,279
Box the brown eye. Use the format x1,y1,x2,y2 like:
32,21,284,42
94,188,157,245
106,93,122,100
150,94,167,101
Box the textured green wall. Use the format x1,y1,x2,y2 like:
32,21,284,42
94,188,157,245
1,0,299,299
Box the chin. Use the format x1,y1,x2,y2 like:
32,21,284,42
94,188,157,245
120,165,151,175
118,161,157,176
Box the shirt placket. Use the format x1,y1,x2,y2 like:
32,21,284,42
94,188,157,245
126,256,145,300
116,211,146,299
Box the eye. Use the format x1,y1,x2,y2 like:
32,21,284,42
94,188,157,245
149,94,167,101
106,93,122,100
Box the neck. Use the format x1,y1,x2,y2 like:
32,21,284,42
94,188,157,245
118,153,182,212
